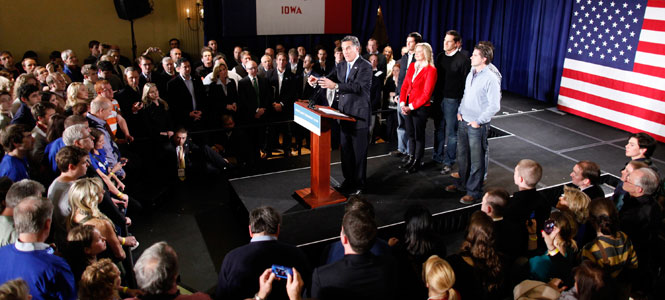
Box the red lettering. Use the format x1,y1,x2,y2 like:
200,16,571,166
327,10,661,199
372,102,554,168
281,6,302,15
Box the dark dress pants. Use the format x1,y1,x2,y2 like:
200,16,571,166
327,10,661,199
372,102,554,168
404,106,428,162
339,120,369,188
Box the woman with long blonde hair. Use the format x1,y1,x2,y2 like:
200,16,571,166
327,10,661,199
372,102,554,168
423,255,459,300
398,42,437,173
68,178,137,261
141,83,173,139
65,82,89,110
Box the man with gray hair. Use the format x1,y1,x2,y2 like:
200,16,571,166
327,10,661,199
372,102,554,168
619,167,662,291
86,96,125,177
309,35,373,195
216,206,310,300
0,179,45,247
61,49,82,82
134,241,211,299
0,196,76,300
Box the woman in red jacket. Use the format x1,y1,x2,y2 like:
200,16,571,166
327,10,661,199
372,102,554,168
399,43,437,173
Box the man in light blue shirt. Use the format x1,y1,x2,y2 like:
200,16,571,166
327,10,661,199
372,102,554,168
446,43,501,205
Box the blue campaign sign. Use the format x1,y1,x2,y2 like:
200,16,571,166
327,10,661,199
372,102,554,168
294,103,321,136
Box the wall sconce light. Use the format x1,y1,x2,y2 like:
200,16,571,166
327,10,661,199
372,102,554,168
186,1,203,31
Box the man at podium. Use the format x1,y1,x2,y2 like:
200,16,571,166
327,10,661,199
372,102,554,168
309,35,372,195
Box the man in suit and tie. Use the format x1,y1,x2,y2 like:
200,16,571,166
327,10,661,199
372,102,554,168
313,48,334,76
288,48,303,75
166,58,207,131
310,35,372,195
238,60,273,160
390,32,422,158
137,55,158,92
267,52,297,155
310,210,398,300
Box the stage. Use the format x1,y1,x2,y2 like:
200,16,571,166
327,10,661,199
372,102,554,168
130,93,665,293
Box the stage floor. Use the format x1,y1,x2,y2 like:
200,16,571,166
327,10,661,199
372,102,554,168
131,93,665,292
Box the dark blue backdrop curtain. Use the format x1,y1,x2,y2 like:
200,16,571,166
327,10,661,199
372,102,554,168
203,0,574,102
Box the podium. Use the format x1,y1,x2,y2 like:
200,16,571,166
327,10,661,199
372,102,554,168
293,102,355,208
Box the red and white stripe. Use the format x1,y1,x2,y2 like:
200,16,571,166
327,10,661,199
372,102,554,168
558,0,665,142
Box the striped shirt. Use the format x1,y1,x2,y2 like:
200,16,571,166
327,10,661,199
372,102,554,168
582,231,638,278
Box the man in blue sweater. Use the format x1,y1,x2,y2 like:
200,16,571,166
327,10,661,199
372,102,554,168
0,196,76,300
446,43,501,205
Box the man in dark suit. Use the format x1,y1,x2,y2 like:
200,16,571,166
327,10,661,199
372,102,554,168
114,67,143,129
362,38,387,74
570,160,605,200
137,55,159,92
310,36,372,195
166,58,207,131
310,210,397,300
266,52,297,155
391,32,423,158
215,206,310,300
288,48,303,75
11,83,39,129
312,48,334,76
368,54,385,142
232,50,251,78
237,60,273,160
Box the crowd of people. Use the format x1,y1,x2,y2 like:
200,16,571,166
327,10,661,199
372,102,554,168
0,32,663,300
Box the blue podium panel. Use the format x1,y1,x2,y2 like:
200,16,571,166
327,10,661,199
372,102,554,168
294,103,321,136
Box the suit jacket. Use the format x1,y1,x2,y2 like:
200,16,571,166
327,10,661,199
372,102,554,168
583,184,605,200
311,253,398,300
295,70,319,100
288,61,303,75
266,68,297,117
325,57,372,128
313,60,334,76
396,52,416,96
237,76,273,124
370,69,386,110
215,240,311,300
166,75,207,129
115,86,141,116
399,64,437,110
504,189,551,254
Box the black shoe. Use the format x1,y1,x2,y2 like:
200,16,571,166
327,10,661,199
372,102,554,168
399,156,414,169
406,160,420,174
335,181,353,193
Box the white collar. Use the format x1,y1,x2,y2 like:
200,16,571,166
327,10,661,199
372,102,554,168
15,239,51,252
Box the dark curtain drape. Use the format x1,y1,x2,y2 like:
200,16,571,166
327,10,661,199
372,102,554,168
204,0,574,102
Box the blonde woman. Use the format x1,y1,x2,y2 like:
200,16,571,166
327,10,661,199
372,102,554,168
398,42,437,173
68,178,137,261
556,185,594,246
423,255,458,300
204,60,239,117
65,82,89,110
141,83,173,139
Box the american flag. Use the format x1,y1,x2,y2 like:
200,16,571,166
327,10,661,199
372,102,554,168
558,0,665,142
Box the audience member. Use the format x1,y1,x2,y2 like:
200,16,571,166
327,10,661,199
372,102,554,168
47,146,90,248
582,198,637,279
266,52,296,155
133,241,211,300
423,255,459,300
570,160,604,200
63,224,107,285
215,206,310,300
611,160,648,211
481,187,523,263
0,51,20,79
78,258,121,300
62,49,82,82
167,58,207,131
556,186,594,248
204,61,238,124
527,210,578,288
64,82,88,111
0,196,76,300
389,205,447,299
0,124,34,181
390,32,422,158
311,210,398,300
504,159,550,253
0,278,31,300
1,179,45,247
447,211,504,300
81,64,99,100
0,90,13,130
11,83,40,128
140,83,174,141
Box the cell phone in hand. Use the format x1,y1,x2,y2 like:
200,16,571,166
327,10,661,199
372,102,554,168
271,264,292,279
527,211,536,227
544,219,556,234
